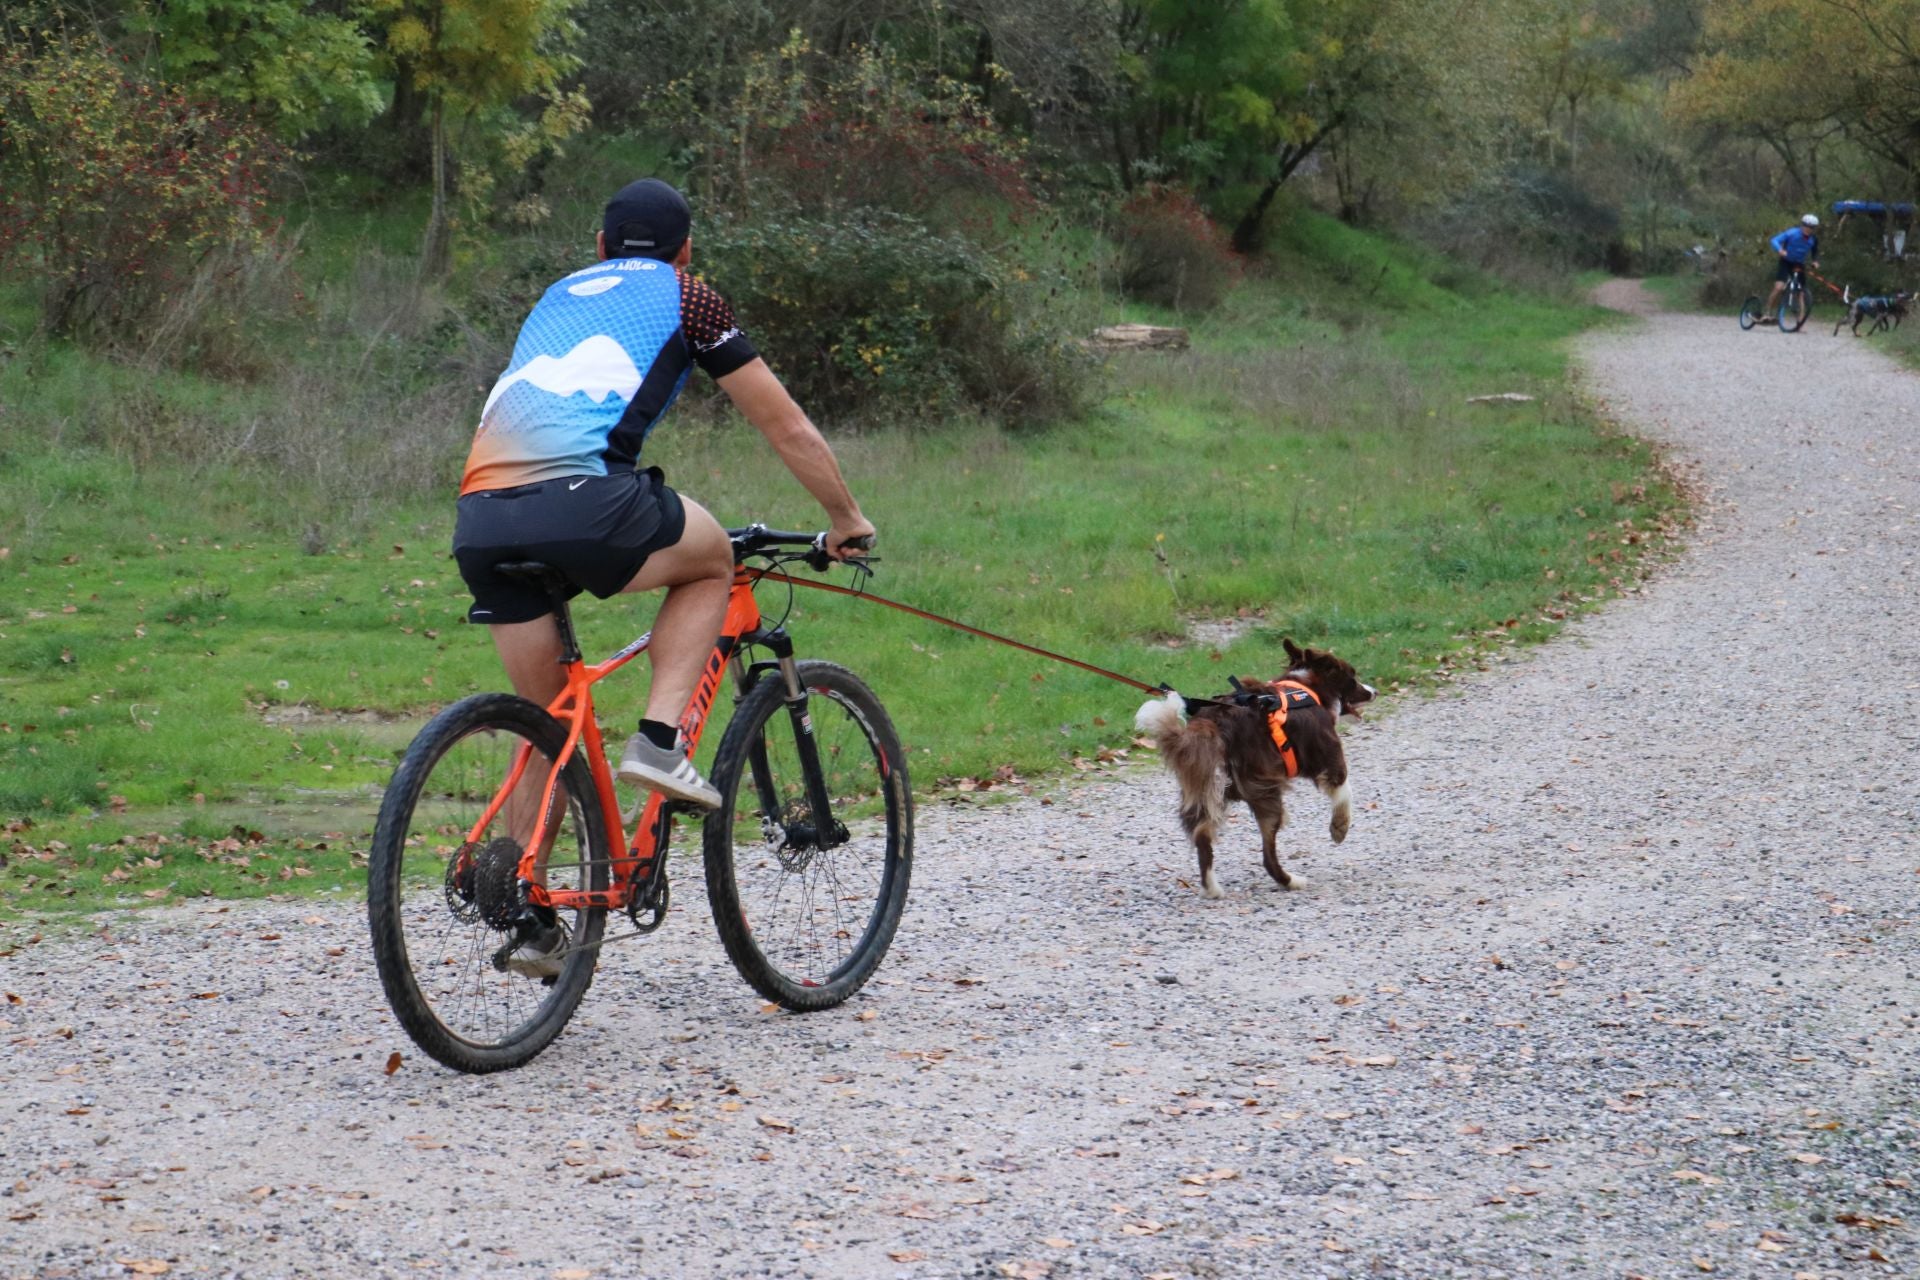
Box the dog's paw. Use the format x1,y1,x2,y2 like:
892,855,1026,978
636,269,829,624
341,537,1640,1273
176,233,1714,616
1200,870,1223,900
1330,812,1350,844
1279,870,1306,892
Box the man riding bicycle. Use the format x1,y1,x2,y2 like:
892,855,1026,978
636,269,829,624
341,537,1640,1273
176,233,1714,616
453,178,875,814
1757,213,1821,324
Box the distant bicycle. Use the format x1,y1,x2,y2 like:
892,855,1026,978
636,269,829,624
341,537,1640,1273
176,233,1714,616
1740,264,1811,333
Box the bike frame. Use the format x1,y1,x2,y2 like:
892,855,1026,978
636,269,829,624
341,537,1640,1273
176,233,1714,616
459,564,771,913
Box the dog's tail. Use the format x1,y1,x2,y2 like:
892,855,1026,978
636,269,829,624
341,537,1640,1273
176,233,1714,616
1134,689,1186,739
1138,691,1228,832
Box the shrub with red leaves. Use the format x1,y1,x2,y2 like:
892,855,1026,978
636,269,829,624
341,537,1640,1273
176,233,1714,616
0,45,282,341
1113,185,1241,313
757,98,1037,231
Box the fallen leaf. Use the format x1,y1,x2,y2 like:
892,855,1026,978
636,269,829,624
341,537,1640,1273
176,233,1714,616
758,1115,794,1133
856,1009,877,1021
1693,1259,1713,1273
384,1052,404,1076
1120,1221,1165,1236
554,1270,592,1279
1788,1153,1824,1165
888,1251,925,1264
117,1262,169,1276
1040,1237,1072,1249
995,1263,1050,1280
1322,1239,1348,1253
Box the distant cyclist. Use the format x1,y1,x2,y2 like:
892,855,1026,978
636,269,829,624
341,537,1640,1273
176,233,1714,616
453,178,875,810
1756,213,1821,324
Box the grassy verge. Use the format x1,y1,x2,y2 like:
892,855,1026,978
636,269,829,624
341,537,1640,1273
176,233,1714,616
0,209,1683,922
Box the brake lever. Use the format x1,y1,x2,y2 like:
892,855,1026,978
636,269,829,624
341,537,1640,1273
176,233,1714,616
805,532,877,574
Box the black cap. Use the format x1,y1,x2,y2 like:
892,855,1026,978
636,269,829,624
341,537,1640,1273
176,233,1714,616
603,178,691,261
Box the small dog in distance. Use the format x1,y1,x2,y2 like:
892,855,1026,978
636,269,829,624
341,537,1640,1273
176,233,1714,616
1136,639,1374,898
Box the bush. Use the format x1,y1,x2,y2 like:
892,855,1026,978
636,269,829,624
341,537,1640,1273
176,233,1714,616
1113,186,1240,313
697,209,1088,426
136,238,307,378
0,44,282,342
751,49,1036,232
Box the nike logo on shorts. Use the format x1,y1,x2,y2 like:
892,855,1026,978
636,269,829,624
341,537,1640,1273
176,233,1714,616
568,478,589,491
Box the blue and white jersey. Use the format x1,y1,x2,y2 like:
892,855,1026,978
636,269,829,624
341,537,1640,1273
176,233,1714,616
461,258,757,494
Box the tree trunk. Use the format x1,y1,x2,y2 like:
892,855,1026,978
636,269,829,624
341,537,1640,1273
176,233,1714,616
1233,175,1285,253
419,97,451,281
1230,118,1343,253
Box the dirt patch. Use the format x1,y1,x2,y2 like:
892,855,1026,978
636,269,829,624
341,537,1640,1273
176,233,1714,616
1590,276,1662,316
260,703,420,728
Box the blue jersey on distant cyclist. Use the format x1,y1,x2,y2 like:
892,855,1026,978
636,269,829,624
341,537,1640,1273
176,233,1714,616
1770,225,1818,264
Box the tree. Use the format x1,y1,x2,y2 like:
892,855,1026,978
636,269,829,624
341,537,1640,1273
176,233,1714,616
358,0,582,276
1673,0,1920,195
134,0,383,139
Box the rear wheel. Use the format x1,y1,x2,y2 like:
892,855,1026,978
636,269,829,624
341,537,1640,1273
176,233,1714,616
368,694,608,1073
704,661,912,1009
1778,285,1810,332
1739,296,1762,330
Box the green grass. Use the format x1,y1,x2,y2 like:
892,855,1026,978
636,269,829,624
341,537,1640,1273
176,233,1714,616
0,206,1683,921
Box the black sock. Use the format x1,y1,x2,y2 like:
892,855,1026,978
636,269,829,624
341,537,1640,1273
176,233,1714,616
637,719,678,750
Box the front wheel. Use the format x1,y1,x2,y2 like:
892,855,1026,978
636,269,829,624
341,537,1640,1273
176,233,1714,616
704,660,912,1009
368,693,608,1073
1739,296,1762,330
1778,286,1810,332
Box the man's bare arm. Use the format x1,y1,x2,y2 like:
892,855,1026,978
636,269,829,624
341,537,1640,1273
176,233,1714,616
716,357,875,554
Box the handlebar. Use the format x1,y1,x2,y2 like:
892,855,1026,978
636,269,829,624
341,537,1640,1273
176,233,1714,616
728,524,876,573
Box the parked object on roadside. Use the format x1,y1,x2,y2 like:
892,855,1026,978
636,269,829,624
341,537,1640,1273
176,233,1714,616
1830,199,1914,259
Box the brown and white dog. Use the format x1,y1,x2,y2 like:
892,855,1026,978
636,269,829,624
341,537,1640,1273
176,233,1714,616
1135,639,1374,897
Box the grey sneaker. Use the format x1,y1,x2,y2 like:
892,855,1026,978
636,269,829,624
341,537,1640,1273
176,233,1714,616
501,918,567,980
617,732,722,808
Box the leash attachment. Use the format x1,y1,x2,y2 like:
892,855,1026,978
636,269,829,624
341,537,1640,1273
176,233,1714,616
745,570,1166,695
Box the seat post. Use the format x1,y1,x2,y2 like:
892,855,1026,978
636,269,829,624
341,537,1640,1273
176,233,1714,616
547,588,583,665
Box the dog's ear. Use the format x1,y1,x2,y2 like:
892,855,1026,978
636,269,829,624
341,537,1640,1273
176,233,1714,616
1283,637,1305,665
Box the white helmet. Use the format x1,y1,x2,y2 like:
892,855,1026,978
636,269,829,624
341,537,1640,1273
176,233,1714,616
1802,213,1820,227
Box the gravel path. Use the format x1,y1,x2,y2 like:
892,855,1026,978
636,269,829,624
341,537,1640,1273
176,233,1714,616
5,283,1917,1280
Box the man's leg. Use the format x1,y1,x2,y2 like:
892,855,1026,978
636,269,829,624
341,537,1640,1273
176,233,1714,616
486,617,570,855
616,497,733,726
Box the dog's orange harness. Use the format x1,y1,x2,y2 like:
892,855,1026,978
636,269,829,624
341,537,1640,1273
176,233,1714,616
1266,681,1321,777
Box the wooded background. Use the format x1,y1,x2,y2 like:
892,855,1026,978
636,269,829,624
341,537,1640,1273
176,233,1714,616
5,1,1919,424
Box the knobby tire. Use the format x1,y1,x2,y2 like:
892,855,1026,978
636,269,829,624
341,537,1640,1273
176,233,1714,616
368,694,608,1073
703,661,912,1010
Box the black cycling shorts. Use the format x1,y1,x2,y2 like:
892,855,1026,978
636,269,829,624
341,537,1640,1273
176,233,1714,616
1775,259,1807,283
453,467,687,625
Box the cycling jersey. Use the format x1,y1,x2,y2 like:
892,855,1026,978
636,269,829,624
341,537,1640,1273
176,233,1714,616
460,260,758,495
1769,226,1818,263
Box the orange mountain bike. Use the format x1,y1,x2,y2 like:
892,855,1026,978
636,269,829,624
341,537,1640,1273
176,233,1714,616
367,525,912,1073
